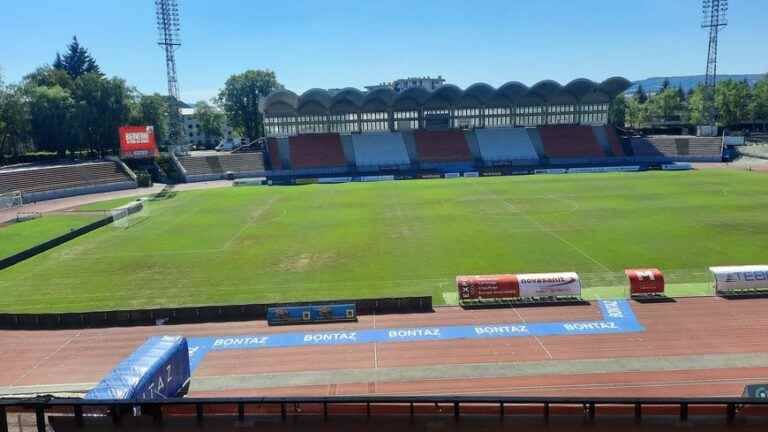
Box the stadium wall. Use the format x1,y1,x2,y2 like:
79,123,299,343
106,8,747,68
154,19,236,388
0,296,432,330
22,181,137,204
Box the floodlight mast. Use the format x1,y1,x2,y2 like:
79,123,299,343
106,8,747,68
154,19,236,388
155,0,184,154
701,0,728,127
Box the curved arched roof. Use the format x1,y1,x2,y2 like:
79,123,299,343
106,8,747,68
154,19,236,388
529,80,563,99
330,88,365,113
424,84,463,108
363,88,396,106
563,78,599,99
332,87,365,106
494,81,529,104
263,77,631,115
393,87,431,110
598,77,632,97
264,89,299,112
461,82,495,106
298,88,332,109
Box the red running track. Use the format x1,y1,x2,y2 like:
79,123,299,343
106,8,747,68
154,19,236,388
1,297,767,397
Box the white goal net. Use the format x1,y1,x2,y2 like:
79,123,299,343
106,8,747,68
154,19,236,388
0,191,23,210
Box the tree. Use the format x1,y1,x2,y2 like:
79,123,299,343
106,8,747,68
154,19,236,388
687,86,708,125
132,94,169,148
0,81,31,162
647,88,684,123
749,75,768,128
217,70,280,142
625,98,649,128
53,36,102,80
194,101,225,146
607,95,627,127
23,66,74,90
72,74,133,156
715,80,751,126
661,78,671,92
634,84,648,104
676,84,686,102
27,85,76,157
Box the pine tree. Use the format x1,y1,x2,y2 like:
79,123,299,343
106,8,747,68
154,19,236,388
661,78,671,91
53,36,102,80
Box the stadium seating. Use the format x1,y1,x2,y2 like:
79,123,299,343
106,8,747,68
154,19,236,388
592,126,626,157
176,153,266,179
351,132,411,168
289,133,348,169
0,162,134,196
474,128,541,165
412,130,472,162
538,126,606,160
629,136,723,161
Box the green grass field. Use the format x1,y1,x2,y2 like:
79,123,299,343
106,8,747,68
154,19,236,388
0,214,102,260
1,169,768,313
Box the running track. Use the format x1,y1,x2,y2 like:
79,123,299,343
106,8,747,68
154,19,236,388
0,297,767,398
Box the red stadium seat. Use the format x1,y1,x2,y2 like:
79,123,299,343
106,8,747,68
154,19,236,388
413,130,472,162
289,134,347,169
539,126,606,159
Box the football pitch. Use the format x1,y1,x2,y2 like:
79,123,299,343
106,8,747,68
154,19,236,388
1,169,768,313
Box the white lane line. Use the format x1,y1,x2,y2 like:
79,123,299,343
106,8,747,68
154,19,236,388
11,331,82,387
511,307,553,360
373,343,379,369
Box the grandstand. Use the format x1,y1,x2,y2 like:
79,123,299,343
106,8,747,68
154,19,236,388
254,77,734,176
412,130,473,169
175,153,266,181
538,126,607,162
629,136,723,162
0,161,136,202
473,128,541,166
288,133,349,173
350,132,411,169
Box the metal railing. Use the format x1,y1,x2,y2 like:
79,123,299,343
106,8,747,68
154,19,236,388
2,395,767,432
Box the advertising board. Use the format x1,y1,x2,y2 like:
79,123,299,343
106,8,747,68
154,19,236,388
457,275,519,300
267,304,357,326
516,272,581,297
625,268,665,295
85,336,190,400
709,265,768,292
457,272,581,300
119,126,158,159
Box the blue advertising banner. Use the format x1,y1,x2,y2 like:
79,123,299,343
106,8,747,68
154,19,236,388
186,300,644,372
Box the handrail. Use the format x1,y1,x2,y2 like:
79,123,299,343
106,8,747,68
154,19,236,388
3,395,768,407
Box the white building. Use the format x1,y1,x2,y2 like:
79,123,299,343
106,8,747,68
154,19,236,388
180,107,242,150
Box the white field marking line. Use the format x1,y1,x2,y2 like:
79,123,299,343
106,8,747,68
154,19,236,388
11,331,82,387
343,376,768,397
510,307,553,360
220,195,280,251
470,183,612,273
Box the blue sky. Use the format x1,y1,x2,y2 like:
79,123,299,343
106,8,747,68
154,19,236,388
1,0,765,103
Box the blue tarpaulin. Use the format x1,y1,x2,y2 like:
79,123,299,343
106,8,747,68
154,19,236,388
85,336,190,400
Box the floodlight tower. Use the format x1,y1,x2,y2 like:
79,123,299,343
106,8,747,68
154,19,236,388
701,0,728,126
155,0,184,153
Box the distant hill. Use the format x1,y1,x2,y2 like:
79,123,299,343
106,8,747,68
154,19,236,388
625,73,765,95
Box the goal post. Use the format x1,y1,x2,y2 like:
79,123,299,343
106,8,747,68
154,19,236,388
0,191,23,210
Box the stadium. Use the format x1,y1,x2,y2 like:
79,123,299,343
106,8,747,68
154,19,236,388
2,1,768,431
